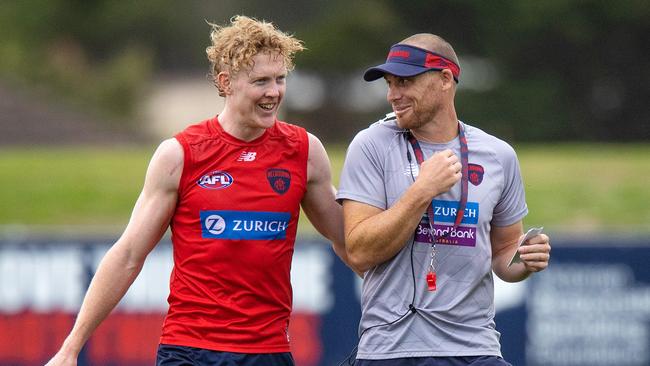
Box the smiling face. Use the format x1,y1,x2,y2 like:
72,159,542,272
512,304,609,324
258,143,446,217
223,52,287,132
384,71,444,130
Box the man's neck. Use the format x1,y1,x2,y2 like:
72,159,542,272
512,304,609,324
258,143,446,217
217,109,267,142
410,116,459,143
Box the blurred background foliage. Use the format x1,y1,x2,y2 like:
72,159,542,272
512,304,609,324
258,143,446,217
0,0,648,141
0,1,649,234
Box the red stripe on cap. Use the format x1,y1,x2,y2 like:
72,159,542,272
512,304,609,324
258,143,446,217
425,53,460,80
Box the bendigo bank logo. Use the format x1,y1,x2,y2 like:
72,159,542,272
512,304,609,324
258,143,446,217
198,171,233,189
267,168,291,195
414,200,479,247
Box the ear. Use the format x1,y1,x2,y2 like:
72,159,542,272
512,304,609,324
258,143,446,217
217,71,232,96
439,69,455,91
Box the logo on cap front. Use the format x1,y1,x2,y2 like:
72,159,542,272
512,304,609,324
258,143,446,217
388,50,410,59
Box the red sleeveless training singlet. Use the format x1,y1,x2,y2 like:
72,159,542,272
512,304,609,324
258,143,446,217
160,116,309,353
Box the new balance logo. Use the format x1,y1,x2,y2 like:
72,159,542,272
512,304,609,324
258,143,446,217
237,151,257,162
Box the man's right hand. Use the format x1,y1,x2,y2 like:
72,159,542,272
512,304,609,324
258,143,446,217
414,148,461,198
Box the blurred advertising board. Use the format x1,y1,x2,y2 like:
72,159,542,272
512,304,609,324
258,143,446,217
0,237,648,366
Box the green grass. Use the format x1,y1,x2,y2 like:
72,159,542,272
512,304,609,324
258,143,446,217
0,146,152,233
516,143,650,233
1,143,649,236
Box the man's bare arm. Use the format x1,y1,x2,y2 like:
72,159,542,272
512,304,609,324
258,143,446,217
45,139,183,366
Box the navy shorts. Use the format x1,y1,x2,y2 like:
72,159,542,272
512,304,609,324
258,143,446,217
355,356,512,366
156,344,295,366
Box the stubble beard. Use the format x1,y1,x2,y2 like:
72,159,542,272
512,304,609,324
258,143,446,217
396,108,434,131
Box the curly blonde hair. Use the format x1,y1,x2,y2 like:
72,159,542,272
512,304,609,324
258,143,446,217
206,15,305,95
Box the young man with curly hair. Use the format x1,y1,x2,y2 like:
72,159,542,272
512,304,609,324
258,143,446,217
46,16,351,366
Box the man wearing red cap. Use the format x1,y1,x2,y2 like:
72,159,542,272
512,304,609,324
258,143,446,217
337,33,551,366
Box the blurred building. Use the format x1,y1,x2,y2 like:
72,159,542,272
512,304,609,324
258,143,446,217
0,83,145,146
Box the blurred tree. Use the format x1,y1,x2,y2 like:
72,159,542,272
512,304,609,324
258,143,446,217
295,0,405,73
374,0,650,141
0,1,159,120
291,0,650,141
0,0,647,141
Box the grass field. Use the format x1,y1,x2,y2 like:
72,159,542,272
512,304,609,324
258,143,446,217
1,143,648,236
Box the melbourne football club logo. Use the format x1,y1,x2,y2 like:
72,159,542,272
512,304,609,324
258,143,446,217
468,163,484,186
197,171,233,189
204,214,226,235
266,168,291,194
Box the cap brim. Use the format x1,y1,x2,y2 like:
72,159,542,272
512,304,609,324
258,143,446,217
363,63,431,81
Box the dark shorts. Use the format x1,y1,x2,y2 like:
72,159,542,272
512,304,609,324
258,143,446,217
156,344,295,366
355,356,512,366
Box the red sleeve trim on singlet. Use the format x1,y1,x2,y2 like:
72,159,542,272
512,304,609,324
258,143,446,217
173,132,193,197
273,120,310,194
298,127,309,191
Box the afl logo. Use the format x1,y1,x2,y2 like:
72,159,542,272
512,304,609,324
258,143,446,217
204,214,226,235
198,171,233,189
